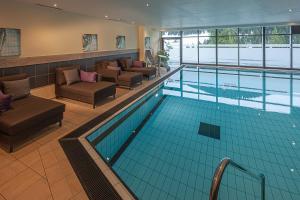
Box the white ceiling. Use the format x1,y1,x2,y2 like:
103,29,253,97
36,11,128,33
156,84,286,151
15,0,300,29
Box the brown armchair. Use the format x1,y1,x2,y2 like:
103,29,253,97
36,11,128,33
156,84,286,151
94,61,119,82
95,60,143,89
118,57,156,79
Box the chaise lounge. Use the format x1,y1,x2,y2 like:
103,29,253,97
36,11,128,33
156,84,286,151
0,74,65,152
55,65,116,108
118,57,157,79
95,60,143,89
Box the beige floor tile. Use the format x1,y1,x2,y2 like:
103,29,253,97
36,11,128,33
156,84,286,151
39,143,54,156
40,151,58,169
11,140,41,159
15,178,52,200
50,178,73,200
0,160,27,186
0,194,5,200
45,163,65,185
30,159,46,177
52,148,68,162
57,159,73,177
35,129,64,146
0,154,16,169
17,150,40,166
69,191,89,200
65,174,84,196
0,168,41,199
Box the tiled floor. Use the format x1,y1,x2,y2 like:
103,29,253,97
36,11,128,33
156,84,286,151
0,68,173,200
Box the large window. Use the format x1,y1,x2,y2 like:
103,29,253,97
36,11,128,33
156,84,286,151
163,39,180,65
161,25,300,69
161,31,181,38
239,27,263,67
265,26,291,68
217,28,238,65
161,31,181,66
198,29,216,64
182,30,198,63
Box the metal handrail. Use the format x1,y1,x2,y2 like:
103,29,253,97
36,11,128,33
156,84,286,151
209,157,265,200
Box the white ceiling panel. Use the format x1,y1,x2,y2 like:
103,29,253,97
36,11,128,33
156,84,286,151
14,0,300,28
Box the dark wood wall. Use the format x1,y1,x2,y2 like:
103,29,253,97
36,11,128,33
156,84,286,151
0,49,138,89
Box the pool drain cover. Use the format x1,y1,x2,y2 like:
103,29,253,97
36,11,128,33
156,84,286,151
198,122,220,140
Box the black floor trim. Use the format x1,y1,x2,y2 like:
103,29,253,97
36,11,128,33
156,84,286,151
109,95,167,166
60,139,122,200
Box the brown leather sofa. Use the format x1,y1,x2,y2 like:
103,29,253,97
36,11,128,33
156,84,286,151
55,66,116,108
0,74,65,152
95,60,143,89
118,57,156,79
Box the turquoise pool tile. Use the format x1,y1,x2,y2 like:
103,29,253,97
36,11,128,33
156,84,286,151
91,68,300,199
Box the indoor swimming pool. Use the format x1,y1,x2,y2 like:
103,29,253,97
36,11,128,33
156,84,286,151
87,66,300,200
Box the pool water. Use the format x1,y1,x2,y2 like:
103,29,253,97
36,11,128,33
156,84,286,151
88,67,300,200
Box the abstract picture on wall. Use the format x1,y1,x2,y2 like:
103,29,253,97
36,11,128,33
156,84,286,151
0,28,21,57
116,36,126,49
145,37,151,49
82,34,98,52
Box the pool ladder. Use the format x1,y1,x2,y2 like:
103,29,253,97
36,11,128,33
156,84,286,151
209,157,265,200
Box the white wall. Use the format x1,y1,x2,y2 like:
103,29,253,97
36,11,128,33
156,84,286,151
0,0,138,58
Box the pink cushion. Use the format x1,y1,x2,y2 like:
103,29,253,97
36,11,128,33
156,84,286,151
133,61,144,68
80,70,97,83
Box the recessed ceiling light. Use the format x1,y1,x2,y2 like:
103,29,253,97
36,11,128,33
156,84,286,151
288,8,293,12
105,15,108,18
146,3,151,7
53,3,57,7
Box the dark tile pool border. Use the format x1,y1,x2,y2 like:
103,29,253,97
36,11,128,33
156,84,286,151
59,66,184,200
109,95,167,166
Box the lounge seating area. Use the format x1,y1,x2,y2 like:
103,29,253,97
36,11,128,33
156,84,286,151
0,57,171,199
0,56,164,153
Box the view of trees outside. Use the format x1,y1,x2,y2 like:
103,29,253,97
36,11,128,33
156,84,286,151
239,27,263,66
217,28,239,65
265,26,290,67
162,25,299,68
